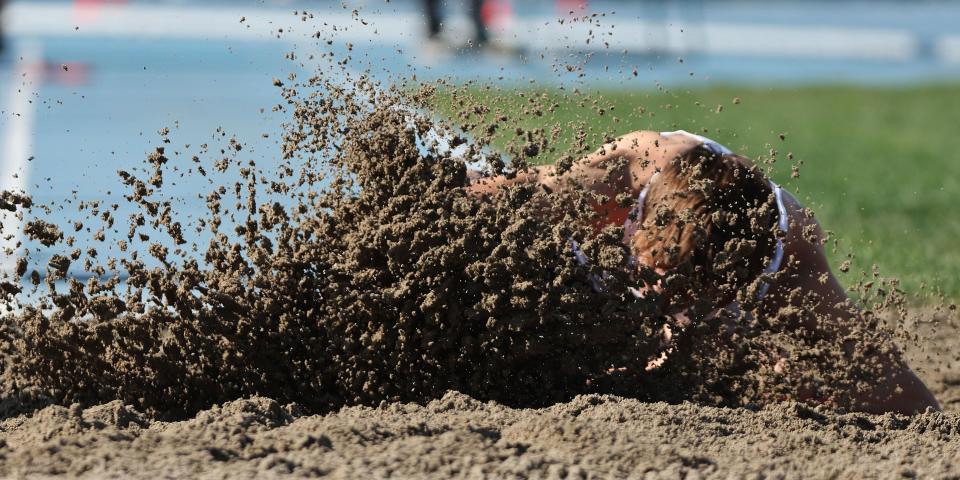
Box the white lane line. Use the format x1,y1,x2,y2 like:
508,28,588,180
515,19,919,62
6,2,938,62
701,23,917,61
937,36,960,64
6,3,415,43
1,41,43,274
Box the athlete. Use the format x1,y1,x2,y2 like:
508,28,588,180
467,129,939,414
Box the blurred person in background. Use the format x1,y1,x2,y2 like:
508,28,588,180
422,0,488,49
421,0,523,57
0,0,6,55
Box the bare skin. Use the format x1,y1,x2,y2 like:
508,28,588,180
468,130,939,415
761,190,939,414
468,130,693,228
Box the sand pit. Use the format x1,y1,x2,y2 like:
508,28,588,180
5,305,960,480
1,14,958,477
1,318,957,479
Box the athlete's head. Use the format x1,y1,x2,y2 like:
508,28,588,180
631,145,778,311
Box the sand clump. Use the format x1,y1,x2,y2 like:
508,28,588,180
0,56,941,415
0,63,826,420
0,70,868,421
0,74,682,419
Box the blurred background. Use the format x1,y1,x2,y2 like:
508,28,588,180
0,0,958,301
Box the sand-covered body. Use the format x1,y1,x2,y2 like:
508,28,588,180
1,25,957,477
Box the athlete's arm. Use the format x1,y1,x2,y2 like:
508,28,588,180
766,191,939,414
466,164,558,197
466,130,664,201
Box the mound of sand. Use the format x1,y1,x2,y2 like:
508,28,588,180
4,314,957,478
3,389,957,478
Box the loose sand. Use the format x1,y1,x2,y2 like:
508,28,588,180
0,315,956,479
1,13,957,477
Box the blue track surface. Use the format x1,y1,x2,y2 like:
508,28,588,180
1,33,299,282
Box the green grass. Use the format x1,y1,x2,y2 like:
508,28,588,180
433,84,960,301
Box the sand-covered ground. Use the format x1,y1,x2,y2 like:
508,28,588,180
0,309,954,479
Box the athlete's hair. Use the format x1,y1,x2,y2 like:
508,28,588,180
631,145,778,306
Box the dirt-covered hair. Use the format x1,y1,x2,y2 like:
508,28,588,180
631,145,778,306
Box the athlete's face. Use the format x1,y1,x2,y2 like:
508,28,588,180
632,254,694,313
633,252,729,318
